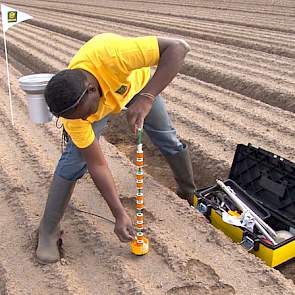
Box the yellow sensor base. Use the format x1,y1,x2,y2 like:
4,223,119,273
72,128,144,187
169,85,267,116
130,237,149,255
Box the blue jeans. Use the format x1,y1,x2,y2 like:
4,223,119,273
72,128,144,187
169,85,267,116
55,94,184,181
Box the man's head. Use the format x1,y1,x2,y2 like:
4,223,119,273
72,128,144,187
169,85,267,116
45,69,101,120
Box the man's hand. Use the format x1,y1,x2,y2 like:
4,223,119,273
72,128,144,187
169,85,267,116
127,95,153,134
114,212,136,242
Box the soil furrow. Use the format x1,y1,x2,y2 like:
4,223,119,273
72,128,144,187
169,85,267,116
8,15,295,107
129,0,295,7
0,169,92,295
6,2,295,58
188,51,295,85
0,39,57,74
0,183,68,295
177,75,295,128
193,40,295,69
5,25,295,115
29,13,295,57
1,28,294,187
22,0,295,15
4,31,67,70
101,13,295,47
27,13,294,69
14,0,295,18
69,201,184,294
3,18,295,113
7,0,295,35
55,0,295,10
120,198,236,294
143,16,295,44
186,53,295,92
0,162,74,294
13,5,292,71
0,264,7,295
5,3,294,69
104,111,233,186
11,25,80,57
181,61,295,113
14,20,295,77
164,91,294,161
171,80,295,139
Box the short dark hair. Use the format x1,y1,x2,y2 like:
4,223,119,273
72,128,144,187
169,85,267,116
45,69,86,115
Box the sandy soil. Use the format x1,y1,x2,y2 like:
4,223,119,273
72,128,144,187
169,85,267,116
0,0,295,294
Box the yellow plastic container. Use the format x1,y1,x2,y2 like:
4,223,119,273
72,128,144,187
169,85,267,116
209,207,295,267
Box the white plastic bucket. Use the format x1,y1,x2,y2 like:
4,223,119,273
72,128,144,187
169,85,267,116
19,73,54,124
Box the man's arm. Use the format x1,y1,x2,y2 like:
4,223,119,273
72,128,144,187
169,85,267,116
81,138,136,242
141,37,190,96
127,37,190,133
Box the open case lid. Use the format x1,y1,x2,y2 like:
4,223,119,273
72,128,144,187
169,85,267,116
229,144,295,228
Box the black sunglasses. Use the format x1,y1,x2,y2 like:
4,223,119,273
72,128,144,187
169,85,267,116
52,87,88,117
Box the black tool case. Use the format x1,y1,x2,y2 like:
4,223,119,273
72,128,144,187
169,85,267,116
197,143,295,267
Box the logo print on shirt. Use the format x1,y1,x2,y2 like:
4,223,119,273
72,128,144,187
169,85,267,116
116,85,128,95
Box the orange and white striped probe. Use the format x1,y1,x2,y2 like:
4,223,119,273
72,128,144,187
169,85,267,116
130,128,149,255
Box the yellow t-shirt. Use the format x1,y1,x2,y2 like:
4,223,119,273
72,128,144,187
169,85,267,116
61,33,160,148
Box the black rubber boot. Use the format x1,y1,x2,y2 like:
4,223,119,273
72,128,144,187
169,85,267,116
36,174,75,264
164,144,198,207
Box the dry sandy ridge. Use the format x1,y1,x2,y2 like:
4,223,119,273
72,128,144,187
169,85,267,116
0,0,295,294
